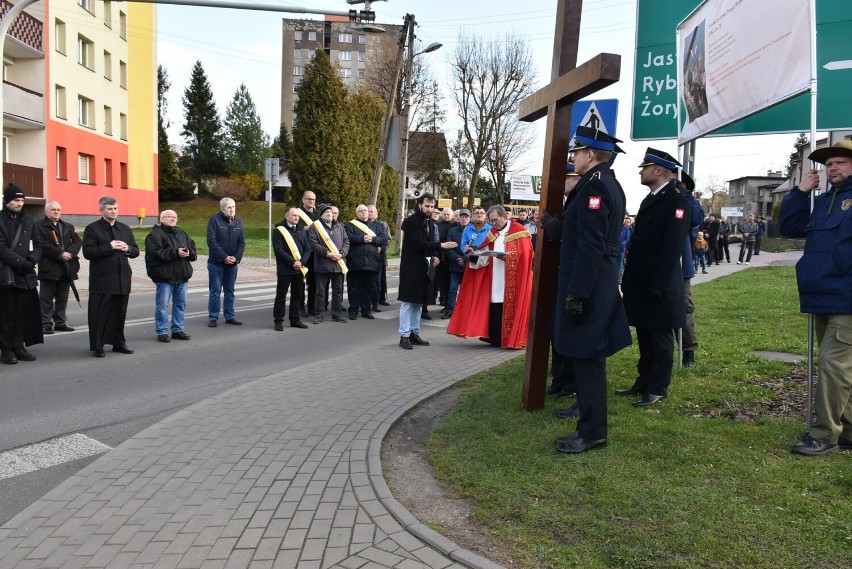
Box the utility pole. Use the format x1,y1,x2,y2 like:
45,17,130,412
393,18,416,256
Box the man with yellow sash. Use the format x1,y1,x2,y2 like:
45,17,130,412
272,207,311,331
345,204,387,320
308,204,349,323
295,191,318,316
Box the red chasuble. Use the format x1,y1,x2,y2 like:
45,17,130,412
447,220,534,349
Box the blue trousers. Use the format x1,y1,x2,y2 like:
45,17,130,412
208,262,238,321
155,281,188,335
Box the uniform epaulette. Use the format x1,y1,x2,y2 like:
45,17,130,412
591,171,602,180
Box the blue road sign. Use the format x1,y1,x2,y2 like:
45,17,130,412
569,99,619,146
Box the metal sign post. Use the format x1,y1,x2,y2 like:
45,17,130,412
265,158,279,267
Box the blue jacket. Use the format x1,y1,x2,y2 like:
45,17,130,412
446,224,467,274
460,223,491,251
681,188,704,279
779,176,852,314
207,211,245,265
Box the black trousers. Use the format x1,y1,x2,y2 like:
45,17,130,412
488,302,504,347
88,292,129,351
436,262,450,305
0,287,32,350
39,278,71,327
273,273,304,323
550,347,577,395
315,272,343,317
739,241,754,263
304,258,317,314
635,328,675,397
347,270,376,316
572,357,607,441
718,238,730,261
707,236,719,264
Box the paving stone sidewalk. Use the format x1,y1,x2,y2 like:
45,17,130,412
0,333,517,569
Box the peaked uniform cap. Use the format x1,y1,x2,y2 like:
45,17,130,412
571,126,624,153
639,147,682,172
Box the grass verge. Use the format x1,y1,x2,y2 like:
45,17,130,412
428,267,851,569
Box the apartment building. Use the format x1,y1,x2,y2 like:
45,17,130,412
3,0,157,222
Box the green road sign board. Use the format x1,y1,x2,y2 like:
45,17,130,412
632,0,852,141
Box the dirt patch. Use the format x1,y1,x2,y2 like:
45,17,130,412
382,386,519,567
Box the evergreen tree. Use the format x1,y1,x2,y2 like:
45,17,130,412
181,60,226,187
786,132,809,177
224,83,268,175
157,66,193,200
270,123,293,175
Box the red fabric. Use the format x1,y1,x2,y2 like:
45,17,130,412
447,221,533,349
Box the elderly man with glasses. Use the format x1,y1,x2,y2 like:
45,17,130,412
344,204,387,320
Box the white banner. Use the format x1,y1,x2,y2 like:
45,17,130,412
509,174,541,202
677,0,811,143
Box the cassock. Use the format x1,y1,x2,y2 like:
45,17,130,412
447,220,533,349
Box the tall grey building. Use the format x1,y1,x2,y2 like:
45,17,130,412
280,16,402,129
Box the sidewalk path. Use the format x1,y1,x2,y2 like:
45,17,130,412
0,249,800,569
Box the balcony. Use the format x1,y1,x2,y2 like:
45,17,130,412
3,81,44,129
0,0,43,56
4,163,44,204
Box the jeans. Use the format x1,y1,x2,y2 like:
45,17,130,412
208,262,238,321
155,281,188,335
398,302,423,337
447,272,463,312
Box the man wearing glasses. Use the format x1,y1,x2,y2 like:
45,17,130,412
296,191,319,315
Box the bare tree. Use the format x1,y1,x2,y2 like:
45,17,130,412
699,175,728,215
485,112,537,204
450,32,536,208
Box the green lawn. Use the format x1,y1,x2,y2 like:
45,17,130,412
428,267,851,569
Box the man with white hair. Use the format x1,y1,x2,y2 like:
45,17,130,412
145,210,197,342
37,200,81,334
206,197,245,327
367,205,390,311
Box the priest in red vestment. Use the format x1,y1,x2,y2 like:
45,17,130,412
447,205,534,349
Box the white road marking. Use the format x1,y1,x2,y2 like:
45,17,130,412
0,434,112,481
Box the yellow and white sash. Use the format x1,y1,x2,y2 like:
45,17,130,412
312,220,348,275
276,226,308,277
296,208,314,226
348,219,376,237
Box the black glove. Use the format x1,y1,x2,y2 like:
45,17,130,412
647,288,662,302
565,294,585,324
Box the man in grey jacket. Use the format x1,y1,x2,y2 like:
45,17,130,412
737,214,758,264
309,204,349,323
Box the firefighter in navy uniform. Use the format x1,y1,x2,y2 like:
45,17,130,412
552,126,632,454
618,148,690,407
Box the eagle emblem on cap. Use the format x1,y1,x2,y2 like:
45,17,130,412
588,196,601,210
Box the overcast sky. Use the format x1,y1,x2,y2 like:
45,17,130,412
157,0,807,213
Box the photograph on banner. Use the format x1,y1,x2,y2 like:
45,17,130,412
510,174,542,202
676,0,811,144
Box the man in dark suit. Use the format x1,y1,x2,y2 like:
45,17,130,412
272,206,311,331
619,148,690,406
552,127,632,454
83,196,140,357
37,201,81,334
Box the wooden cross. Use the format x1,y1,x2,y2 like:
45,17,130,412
518,0,621,411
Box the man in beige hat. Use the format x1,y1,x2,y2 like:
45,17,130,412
779,139,852,456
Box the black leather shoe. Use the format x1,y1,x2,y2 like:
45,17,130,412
1,351,18,365
632,394,666,407
14,348,36,361
274,322,284,331
93,349,105,358
43,327,54,335
157,334,171,343
371,304,382,313
225,319,242,326
290,321,308,329
555,432,606,454
54,324,75,332
792,434,839,456
441,311,452,320
556,403,580,419
615,386,643,397
837,437,852,450
399,336,413,350
379,301,390,306
208,319,218,327
546,384,561,395
172,331,191,341
682,351,696,367
421,312,433,320
362,313,375,320
557,391,576,399
409,333,430,346
348,312,358,321
112,345,134,354
332,316,348,323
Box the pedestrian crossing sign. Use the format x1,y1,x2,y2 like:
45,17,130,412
569,99,619,147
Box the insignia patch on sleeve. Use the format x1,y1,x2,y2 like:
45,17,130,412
588,196,601,210
675,208,685,219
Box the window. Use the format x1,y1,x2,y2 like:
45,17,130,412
120,162,128,188
119,60,127,88
77,35,94,70
55,19,66,54
357,51,365,62
119,11,127,40
294,31,302,41
119,113,127,140
307,49,316,60
339,68,352,78
339,33,352,43
308,31,316,41
359,34,366,45
339,51,351,61
56,147,68,180
104,158,113,187
78,153,93,183
78,96,94,128
293,66,303,76
55,85,67,119
294,48,301,59
103,50,112,80
103,0,112,28
79,0,93,14
357,69,366,79
103,105,112,135
292,83,298,94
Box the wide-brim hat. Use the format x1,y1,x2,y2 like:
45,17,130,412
639,147,682,172
808,140,852,165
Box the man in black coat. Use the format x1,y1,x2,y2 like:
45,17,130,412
700,213,720,265
345,204,387,320
272,206,311,331
296,191,319,315
37,200,81,334
83,196,140,357
0,184,43,364
619,148,690,407
397,193,457,350
552,128,632,454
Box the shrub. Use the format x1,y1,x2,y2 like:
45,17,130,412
208,173,264,202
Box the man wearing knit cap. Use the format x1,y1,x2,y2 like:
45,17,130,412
780,139,852,456
308,203,349,323
0,183,43,364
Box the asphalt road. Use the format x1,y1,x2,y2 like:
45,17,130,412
0,270,418,525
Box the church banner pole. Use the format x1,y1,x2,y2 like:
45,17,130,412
805,0,818,434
